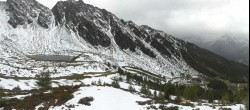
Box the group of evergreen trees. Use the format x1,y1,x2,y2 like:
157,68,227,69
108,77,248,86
0,87,6,107
117,67,249,105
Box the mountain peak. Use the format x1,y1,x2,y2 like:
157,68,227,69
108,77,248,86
6,0,52,28
217,34,236,43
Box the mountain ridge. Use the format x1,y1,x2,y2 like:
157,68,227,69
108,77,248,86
181,34,249,65
0,0,248,83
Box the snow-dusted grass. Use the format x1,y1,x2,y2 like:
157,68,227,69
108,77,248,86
0,78,37,90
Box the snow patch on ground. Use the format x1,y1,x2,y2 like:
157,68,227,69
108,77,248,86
50,86,149,110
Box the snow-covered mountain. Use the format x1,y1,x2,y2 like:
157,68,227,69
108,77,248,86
207,35,249,65
182,34,249,65
0,0,248,83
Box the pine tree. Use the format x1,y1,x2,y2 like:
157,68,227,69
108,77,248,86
0,87,6,107
0,87,4,98
153,90,157,98
91,81,96,85
36,72,52,90
207,89,216,103
118,67,124,75
98,79,103,86
140,84,148,95
126,73,131,83
164,82,176,100
183,85,198,101
246,84,249,110
221,92,230,104
245,92,249,110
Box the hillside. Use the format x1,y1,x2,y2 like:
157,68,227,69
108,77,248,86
0,0,248,83
0,0,249,110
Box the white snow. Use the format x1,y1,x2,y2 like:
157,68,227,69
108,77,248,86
50,86,149,110
0,78,37,90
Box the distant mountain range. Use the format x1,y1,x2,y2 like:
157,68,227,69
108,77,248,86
181,34,249,65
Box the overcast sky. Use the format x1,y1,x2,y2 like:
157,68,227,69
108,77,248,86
1,0,249,38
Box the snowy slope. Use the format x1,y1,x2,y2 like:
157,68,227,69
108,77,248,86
0,0,199,79
0,0,248,83
50,87,149,110
50,86,245,110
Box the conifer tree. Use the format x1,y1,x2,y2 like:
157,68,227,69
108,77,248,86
98,79,103,86
164,82,176,100
183,85,198,101
36,72,52,90
0,87,6,107
153,90,157,98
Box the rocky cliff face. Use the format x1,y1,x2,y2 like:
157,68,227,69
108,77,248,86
51,1,181,59
6,0,52,28
0,0,248,82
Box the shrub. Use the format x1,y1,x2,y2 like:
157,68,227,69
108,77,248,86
128,84,136,93
3,86,77,110
150,105,157,109
111,80,120,88
91,81,97,85
174,96,182,104
159,105,179,110
180,102,195,107
12,86,21,93
78,97,94,106
219,107,232,110
136,100,153,105
166,106,179,110
156,91,165,102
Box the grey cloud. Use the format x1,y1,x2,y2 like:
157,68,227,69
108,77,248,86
83,0,249,38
